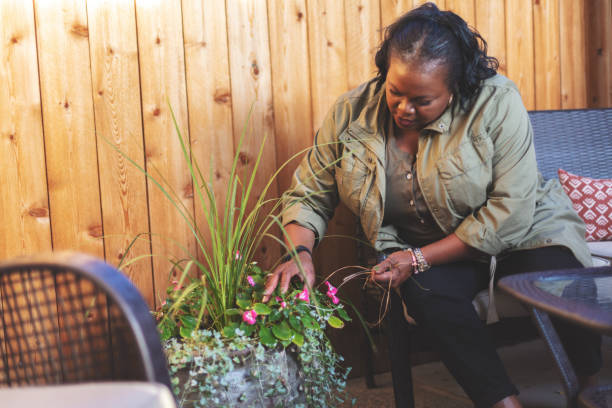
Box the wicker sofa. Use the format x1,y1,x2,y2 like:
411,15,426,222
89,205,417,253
472,108,612,321
363,108,612,407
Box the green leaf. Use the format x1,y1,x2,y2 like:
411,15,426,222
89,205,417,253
236,298,251,309
252,273,264,284
268,310,283,323
223,326,236,338
251,264,263,275
271,322,292,340
259,326,276,347
160,324,173,341
180,315,197,330
337,308,351,322
179,326,193,338
288,315,302,331
253,303,271,315
295,302,310,314
327,315,344,329
302,315,319,330
244,322,256,336
291,332,304,347
281,338,292,347
224,308,242,316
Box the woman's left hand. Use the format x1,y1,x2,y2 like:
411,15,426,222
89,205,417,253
371,250,415,289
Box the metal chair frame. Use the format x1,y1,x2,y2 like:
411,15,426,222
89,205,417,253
0,252,171,389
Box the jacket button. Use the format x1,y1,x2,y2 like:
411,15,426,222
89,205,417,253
406,173,412,180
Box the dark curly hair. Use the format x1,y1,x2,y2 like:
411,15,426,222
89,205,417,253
375,2,498,111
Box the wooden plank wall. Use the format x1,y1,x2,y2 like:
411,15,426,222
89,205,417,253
1,0,611,375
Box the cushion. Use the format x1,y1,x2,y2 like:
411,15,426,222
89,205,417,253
558,169,612,241
473,289,527,321
588,241,612,260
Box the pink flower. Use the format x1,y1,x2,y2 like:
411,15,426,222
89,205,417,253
246,275,255,287
235,250,242,260
171,280,182,291
275,296,287,308
325,281,338,296
161,300,167,306
242,309,257,325
296,287,310,303
324,281,339,304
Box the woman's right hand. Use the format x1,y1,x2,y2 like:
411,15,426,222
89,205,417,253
262,252,315,302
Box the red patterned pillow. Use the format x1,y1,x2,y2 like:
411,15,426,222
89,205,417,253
558,169,612,241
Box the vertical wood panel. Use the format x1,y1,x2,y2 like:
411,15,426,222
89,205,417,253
560,0,587,109
413,0,445,9
0,0,54,380
34,0,103,256
181,0,235,264
345,0,381,89
267,0,314,193
446,0,476,28
381,0,413,27
0,0,51,258
135,0,194,303
475,0,507,76
307,0,349,126
226,0,279,268
87,0,153,305
586,0,611,107
505,0,535,110
533,0,561,110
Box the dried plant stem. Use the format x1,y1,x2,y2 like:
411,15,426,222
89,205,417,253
323,262,431,327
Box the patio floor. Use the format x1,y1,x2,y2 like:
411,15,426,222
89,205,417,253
345,336,612,407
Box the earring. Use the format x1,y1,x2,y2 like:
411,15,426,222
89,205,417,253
448,95,454,106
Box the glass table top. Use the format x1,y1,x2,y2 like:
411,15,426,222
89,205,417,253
535,275,612,312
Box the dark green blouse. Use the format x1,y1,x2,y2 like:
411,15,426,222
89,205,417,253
383,123,445,247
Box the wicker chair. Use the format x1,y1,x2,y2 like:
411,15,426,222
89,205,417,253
0,252,171,390
362,108,612,407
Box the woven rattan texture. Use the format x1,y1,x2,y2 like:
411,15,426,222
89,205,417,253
0,267,144,386
529,109,612,181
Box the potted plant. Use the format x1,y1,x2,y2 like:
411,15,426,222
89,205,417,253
113,107,352,407
159,264,351,407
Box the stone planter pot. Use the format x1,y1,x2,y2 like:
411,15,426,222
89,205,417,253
174,346,305,408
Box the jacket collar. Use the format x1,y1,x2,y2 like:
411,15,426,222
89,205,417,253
343,81,388,163
422,103,454,134
349,82,388,137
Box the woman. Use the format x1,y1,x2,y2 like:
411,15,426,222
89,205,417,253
263,3,601,407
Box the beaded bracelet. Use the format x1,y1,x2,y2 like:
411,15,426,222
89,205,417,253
405,248,419,273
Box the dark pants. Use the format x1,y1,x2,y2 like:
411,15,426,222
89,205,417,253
389,246,602,408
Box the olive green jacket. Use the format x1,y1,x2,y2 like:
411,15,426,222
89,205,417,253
282,75,591,267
